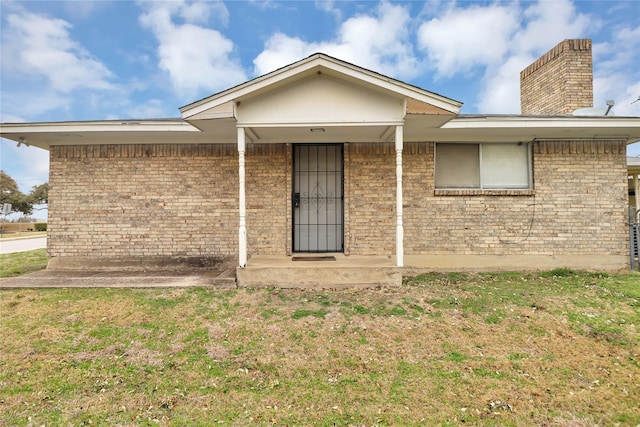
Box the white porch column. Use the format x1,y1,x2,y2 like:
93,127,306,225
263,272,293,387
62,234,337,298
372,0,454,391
635,174,640,213
238,127,247,268
395,125,404,267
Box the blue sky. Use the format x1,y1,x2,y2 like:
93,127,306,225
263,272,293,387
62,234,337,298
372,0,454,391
1,0,639,219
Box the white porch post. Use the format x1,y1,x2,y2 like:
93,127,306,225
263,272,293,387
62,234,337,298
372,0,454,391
395,125,404,267
238,127,247,268
635,174,640,213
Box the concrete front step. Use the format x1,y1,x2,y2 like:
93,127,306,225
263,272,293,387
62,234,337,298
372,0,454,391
236,255,402,288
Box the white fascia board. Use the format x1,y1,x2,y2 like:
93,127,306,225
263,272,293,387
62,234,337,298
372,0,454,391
236,120,404,128
443,116,640,129
181,54,462,119
441,116,640,144
180,61,323,118
0,119,200,134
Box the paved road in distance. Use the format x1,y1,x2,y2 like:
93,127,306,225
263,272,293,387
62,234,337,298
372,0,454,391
0,237,47,254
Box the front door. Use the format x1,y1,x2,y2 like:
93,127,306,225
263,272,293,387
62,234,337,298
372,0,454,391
293,144,344,252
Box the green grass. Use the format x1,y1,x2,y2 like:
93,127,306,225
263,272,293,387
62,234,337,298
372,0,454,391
0,269,639,426
0,248,48,278
291,309,329,319
0,231,47,239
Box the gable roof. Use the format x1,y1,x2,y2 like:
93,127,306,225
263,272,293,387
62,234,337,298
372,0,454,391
179,53,463,119
2,54,640,149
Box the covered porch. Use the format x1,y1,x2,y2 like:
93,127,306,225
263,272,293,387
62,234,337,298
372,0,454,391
179,54,461,279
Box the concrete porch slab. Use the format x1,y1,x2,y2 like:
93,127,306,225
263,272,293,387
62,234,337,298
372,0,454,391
236,254,402,288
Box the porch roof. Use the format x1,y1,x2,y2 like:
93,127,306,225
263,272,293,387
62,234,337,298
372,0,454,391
2,114,640,150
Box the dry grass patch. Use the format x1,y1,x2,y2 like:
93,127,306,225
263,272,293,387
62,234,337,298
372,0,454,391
0,248,48,278
0,271,638,426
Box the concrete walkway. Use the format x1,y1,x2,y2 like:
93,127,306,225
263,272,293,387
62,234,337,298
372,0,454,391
0,269,237,289
1,254,401,289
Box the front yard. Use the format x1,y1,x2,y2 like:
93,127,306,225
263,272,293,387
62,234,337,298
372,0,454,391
0,265,638,426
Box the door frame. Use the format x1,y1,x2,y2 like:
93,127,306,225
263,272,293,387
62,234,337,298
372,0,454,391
292,143,345,253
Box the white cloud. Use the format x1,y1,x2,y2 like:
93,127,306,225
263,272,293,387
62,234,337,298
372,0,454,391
246,0,279,11
0,114,25,123
126,99,175,119
0,89,70,120
417,4,520,77
253,33,313,74
254,2,418,80
416,0,594,113
514,0,590,53
476,54,534,114
593,25,640,117
315,0,342,21
0,6,119,122
62,0,110,19
0,139,50,192
2,10,114,92
138,0,245,98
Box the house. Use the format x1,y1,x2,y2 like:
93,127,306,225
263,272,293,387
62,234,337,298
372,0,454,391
2,39,640,286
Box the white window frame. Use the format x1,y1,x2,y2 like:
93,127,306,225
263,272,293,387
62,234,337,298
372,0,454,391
435,142,532,190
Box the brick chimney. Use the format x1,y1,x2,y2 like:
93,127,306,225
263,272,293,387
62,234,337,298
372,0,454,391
520,39,593,115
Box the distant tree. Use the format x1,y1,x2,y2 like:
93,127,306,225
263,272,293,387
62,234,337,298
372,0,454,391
30,182,49,205
11,192,33,216
0,170,20,204
0,170,27,214
0,170,48,216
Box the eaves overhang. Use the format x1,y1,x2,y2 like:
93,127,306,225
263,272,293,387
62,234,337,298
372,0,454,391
4,114,638,150
0,119,207,150
413,114,640,144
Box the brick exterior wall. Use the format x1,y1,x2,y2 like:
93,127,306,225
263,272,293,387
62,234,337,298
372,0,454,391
403,140,628,256
346,143,396,254
48,144,238,259
520,39,593,115
48,139,627,264
245,144,289,255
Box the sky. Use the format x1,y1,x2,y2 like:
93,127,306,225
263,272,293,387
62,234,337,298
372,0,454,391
1,0,639,220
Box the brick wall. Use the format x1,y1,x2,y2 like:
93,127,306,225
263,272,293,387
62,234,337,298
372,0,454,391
521,39,593,115
403,140,628,256
244,142,399,256
245,144,289,255
49,140,627,263
346,143,396,254
48,144,238,259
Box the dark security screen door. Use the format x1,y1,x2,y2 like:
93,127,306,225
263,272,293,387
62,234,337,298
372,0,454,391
293,144,344,252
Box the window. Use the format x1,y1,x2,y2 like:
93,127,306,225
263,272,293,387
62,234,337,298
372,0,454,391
435,142,531,189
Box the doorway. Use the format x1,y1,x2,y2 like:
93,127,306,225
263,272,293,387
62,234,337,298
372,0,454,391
292,144,344,252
